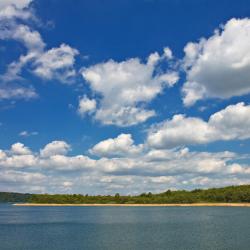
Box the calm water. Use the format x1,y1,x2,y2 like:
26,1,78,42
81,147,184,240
0,204,250,250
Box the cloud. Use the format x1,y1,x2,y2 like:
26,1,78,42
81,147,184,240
63,181,73,189
0,23,45,52
147,102,250,148
95,107,156,127
10,142,32,155
0,2,79,100
0,85,37,100
1,21,78,83
78,95,96,116
0,169,46,193
81,49,179,126
32,44,79,83
147,115,213,148
0,4,33,20
90,134,143,157
96,146,232,175
0,170,45,185
0,150,7,160
0,139,249,194
0,144,37,169
0,0,32,9
40,141,71,158
0,141,94,171
39,154,96,171
19,131,38,137
163,47,173,59
208,102,250,140
182,18,250,106
3,154,37,168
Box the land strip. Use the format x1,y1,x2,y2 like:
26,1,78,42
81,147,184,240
14,203,250,207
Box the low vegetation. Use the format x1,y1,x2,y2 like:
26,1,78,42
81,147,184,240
1,185,250,204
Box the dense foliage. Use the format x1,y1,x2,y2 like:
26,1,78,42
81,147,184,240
1,185,250,204
0,192,32,203
28,185,250,204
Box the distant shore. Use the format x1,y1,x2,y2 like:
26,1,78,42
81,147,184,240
13,203,250,207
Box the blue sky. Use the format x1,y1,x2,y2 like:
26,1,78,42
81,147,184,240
0,0,250,194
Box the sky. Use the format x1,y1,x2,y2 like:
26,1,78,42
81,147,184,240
0,0,250,194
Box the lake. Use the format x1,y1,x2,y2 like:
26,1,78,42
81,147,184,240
0,204,249,250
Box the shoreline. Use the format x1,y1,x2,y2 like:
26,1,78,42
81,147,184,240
13,203,250,207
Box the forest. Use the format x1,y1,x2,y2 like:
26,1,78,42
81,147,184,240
1,185,250,204
0,192,32,203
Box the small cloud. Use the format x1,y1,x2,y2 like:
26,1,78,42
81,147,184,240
11,142,31,155
40,140,71,158
68,103,74,110
19,130,38,137
63,181,73,188
81,55,90,60
198,106,207,112
78,95,96,117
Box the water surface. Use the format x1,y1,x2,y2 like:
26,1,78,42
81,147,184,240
0,204,249,250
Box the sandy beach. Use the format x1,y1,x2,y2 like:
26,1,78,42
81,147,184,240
13,203,250,207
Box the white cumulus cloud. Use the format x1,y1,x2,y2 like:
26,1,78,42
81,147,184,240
40,141,71,158
0,2,79,100
147,102,250,148
81,49,179,126
182,18,250,106
90,134,143,157
78,95,97,116
33,44,79,83
0,140,249,194
10,142,32,155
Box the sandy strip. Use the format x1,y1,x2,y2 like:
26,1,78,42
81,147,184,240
13,203,250,207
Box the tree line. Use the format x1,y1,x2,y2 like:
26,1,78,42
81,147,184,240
0,192,32,203
1,185,250,204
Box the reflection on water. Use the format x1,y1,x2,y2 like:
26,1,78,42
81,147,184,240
0,204,250,250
